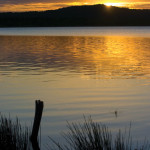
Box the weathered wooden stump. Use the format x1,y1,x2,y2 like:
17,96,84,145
30,100,44,150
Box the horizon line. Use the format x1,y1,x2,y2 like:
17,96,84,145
0,3,150,13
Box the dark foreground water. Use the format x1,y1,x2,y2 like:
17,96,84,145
0,27,150,149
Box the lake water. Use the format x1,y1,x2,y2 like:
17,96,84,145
0,27,150,149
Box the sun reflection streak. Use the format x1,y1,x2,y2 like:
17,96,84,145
1,35,150,79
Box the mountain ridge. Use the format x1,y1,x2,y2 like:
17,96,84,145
0,4,150,27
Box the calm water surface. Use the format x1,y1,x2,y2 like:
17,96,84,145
0,27,150,148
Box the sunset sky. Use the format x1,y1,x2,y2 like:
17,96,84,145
0,0,150,12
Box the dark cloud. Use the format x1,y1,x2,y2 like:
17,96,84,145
0,0,85,5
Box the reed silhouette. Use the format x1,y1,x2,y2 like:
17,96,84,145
1,110,150,150
48,116,150,150
0,113,30,150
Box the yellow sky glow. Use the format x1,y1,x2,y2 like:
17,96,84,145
0,1,150,12
104,2,125,7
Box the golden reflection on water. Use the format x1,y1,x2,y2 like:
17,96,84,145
1,34,150,145
0,36,150,79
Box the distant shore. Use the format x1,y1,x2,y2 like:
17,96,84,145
0,4,150,27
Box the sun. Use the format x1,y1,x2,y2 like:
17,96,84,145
104,2,123,7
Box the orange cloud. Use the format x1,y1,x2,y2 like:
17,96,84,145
128,2,150,9
0,1,99,12
0,3,69,12
0,1,150,12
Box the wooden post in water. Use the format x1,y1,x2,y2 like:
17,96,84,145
30,100,44,150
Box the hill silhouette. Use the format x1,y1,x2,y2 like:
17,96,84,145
0,4,150,27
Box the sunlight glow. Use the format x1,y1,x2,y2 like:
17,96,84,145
104,2,124,7
1,1,150,12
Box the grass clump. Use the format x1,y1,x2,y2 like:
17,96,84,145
49,116,150,150
0,113,30,150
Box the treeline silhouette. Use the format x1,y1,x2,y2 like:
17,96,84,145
0,4,150,27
